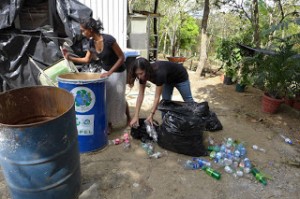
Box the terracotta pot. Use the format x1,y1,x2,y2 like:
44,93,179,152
167,56,186,63
284,98,295,107
292,100,300,111
261,93,284,114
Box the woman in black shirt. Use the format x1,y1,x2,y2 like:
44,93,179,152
65,18,128,131
128,57,194,126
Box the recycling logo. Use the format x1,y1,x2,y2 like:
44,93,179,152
70,87,96,113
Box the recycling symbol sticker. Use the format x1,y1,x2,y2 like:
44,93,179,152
71,87,96,113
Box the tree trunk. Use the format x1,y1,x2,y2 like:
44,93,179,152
253,0,260,48
196,0,210,76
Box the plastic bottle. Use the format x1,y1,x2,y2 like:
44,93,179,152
193,158,211,167
251,168,267,186
123,140,131,150
279,134,293,145
207,136,215,145
214,152,224,164
234,150,241,158
243,158,251,168
223,158,233,166
202,167,221,180
207,145,220,152
252,145,266,153
122,133,131,149
237,143,247,158
182,160,201,170
220,144,226,152
226,138,233,148
109,138,123,145
149,152,162,159
224,165,234,174
236,170,243,177
144,121,158,142
209,151,216,159
141,142,154,155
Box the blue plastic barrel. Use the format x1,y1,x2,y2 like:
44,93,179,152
58,72,108,153
0,86,81,199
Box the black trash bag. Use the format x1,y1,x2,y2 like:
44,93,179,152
157,111,207,156
130,118,159,143
158,100,210,117
158,100,222,132
203,112,223,131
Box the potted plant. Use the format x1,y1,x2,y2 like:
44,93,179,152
250,42,300,113
216,39,241,85
235,60,253,92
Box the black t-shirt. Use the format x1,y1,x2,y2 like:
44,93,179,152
148,61,189,86
88,34,125,72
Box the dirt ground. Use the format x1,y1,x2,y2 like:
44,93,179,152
0,71,299,199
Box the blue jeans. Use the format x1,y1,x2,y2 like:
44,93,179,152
161,80,194,118
162,80,194,102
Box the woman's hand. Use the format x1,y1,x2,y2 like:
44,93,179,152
100,72,111,78
130,115,139,127
146,114,154,125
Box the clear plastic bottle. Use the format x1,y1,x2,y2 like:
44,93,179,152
123,140,131,150
237,143,247,158
182,160,201,170
226,138,233,148
224,165,234,174
149,152,162,159
252,145,266,153
236,170,244,177
141,142,154,155
223,158,233,166
109,138,123,145
144,120,158,142
193,158,211,167
279,134,293,145
243,158,251,168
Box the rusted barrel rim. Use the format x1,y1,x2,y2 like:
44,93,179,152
0,86,75,127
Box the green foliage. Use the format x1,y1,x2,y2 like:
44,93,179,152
244,41,300,99
216,39,242,78
179,15,199,50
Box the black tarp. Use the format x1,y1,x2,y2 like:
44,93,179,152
0,0,92,92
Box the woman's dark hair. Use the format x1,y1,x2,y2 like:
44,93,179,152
128,57,153,86
81,18,104,33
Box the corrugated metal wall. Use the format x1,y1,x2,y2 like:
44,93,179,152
78,0,127,49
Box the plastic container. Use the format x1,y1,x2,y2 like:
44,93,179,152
39,59,76,86
58,72,108,153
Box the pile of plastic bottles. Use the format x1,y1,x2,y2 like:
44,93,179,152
181,137,268,185
207,137,267,185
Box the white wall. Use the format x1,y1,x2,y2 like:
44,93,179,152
78,0,127,50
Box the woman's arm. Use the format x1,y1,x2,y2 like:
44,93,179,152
67,51,92,64
146,85,163,124
130,83,146,127
101,42,125,77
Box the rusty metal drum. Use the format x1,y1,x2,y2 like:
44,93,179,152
0,86,81,199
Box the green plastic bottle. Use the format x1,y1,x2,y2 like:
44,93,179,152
251,168,267,186
207,145,220,152
203,167,221,180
